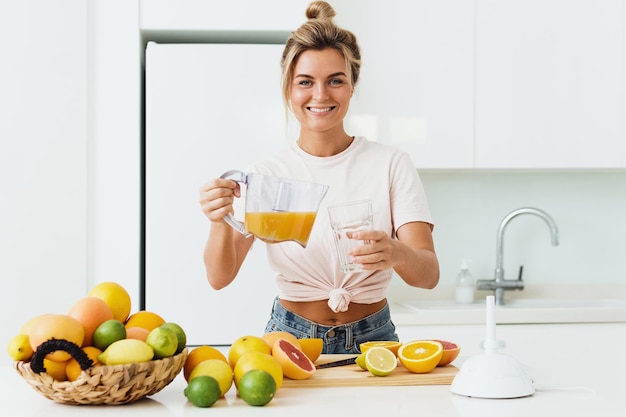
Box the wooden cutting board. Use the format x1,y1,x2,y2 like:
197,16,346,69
282,354,458,388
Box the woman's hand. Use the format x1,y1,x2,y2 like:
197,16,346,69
349,222,439,289
348,229,396,271
198,178,240,222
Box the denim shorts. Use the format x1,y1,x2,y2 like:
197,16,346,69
264,298,398,354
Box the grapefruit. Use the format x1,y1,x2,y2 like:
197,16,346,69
87,282,132,322
434,339,461,366
67,296,115,347
233,351,283,390
28,314,85,361
228,335,271,368
271,338,315,380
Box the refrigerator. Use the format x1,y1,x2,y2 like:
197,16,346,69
144,42,298,345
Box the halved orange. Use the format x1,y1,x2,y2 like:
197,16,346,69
298,338,323,362
398,340,443,373
359,340,402,357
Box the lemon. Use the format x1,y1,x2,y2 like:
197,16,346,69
355,353,367,370
7,334,34,361
145,326,178,359
93,319,127,351
364,346,397,376
238,369,276,406
185,375,221,408
189,359,234,396
159,322,187,354
98,339,154,365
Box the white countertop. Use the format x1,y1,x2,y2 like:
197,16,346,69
3,349,624,417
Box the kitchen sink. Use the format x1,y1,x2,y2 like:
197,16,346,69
393,298,626,325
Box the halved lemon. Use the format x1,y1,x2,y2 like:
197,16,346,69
359,340,402,357
364,347,397,376
398,340,443,373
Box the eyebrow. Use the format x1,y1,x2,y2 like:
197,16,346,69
294,71,348,79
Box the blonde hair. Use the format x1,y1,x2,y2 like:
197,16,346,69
280,1,361,111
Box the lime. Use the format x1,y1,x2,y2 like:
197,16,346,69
365,346,397,376
237,369,276,406
92,319,126,351
160,322,187,354
189,359,233,396
184,375,221,408
145,326,178,359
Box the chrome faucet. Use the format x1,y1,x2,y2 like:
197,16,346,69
476,207,559,305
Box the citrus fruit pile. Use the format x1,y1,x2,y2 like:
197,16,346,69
183,331,324,407
356,339,461,377
6,281,187,382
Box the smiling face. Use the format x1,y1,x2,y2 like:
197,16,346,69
289,48,353,137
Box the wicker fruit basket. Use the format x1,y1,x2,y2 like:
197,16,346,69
14,340,187,405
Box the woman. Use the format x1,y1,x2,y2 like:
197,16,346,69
199,1,439,354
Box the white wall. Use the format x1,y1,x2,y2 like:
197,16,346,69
1,0,625,360
415,171,626,287
0,0,88,350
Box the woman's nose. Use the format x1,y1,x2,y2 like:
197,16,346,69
313,83,329,99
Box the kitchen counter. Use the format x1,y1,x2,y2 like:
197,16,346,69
3,346,625,417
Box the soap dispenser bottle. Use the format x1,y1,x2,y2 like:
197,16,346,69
455,259,475,304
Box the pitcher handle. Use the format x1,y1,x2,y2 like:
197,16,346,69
219,170,253,238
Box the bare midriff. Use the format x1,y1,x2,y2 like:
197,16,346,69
278,298,388,326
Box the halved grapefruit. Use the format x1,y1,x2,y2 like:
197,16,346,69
272,338,315,380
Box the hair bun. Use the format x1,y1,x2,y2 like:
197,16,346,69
306,1,336,21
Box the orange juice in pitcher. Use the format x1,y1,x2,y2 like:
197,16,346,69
245,211,318,246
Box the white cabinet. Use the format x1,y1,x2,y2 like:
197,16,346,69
332,0,475,169
475,0,625,168
145,43,296,345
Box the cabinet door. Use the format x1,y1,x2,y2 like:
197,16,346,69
145,43,294,345
475,0,624,168
333,0,475,168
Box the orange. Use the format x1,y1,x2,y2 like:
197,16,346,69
43,358,69,381
271,338,315,380
228,335,271,368
28,314,85,362
261,331,300,352
67,296,115,347
66,346,102,382
298,338,323,362
124,310,165,331
125,326,150,341
184,345,228,382
398,340,443,374
87,282,132,323
233,351,283,390
434,339,461,366
359,340,402,357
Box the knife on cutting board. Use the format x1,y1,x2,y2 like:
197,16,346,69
315,356,358,369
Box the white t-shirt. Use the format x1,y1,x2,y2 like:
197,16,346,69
234,136,433,313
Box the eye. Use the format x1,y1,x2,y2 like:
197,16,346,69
297,79,313,87
329,78,346,87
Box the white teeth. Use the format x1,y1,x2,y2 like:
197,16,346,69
309,107,332,113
